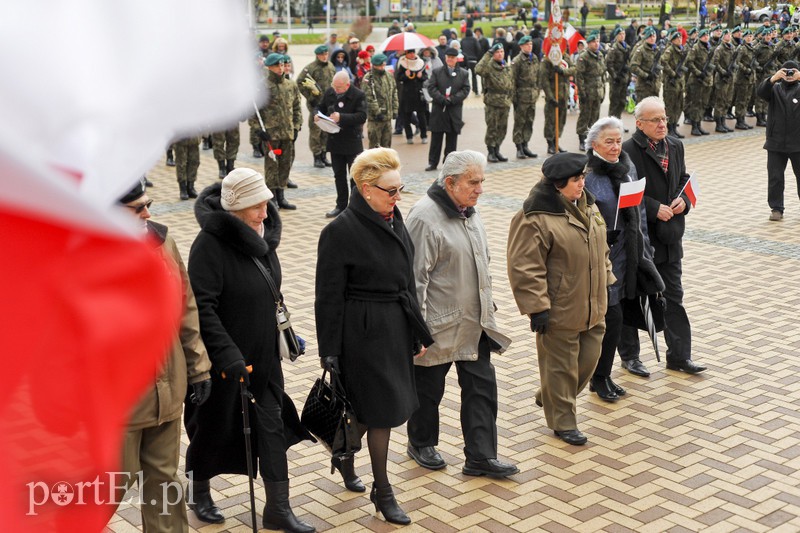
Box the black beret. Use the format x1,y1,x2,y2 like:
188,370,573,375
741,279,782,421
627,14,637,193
118,177,147,204
444,47,459,56
541,153,588,184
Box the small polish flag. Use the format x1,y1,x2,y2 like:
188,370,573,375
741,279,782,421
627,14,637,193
618,177,647,208
678,173,700,207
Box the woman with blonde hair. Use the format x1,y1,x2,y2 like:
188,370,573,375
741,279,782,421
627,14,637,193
315,148,433,525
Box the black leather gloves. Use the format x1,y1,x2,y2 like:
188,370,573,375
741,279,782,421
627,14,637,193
606,229,622,246
190,379,212,405
321,355,340,374
530,311,549,334
222,359,250,386
257,129,271,142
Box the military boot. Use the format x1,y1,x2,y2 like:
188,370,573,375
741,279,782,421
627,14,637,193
487,146,499,163
217,160,226,179
187,182,198,199
516,144,527,159
179,182,189,201
494,146,508,162
715,117,728,133
522,143,538,158
690,121,704,136
734,118,750,130
287,179,298,189
321,152,332,166
253,144,264,158
166,149,175,167
226,159,235,173
669,124,685,139
202,136,212,150
313,153,325,168
756,113,767,127
697,121,710,135
578,135,586,152
275,188,296,210
546,140,556,155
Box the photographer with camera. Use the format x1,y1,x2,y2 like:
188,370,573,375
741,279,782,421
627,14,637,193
757,61,800,221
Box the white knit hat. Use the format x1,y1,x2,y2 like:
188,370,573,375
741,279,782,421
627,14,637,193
220,168,273,211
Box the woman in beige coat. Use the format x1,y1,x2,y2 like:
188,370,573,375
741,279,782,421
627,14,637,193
507,152,614,446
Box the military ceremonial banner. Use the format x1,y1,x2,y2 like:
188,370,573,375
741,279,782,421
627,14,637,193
0,2,261,531
543,0,584,60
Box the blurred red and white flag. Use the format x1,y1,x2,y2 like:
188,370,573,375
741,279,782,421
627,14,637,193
678,173,700,208
0,1,262,531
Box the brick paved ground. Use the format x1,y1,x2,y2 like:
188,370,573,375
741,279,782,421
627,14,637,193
106,81,800,532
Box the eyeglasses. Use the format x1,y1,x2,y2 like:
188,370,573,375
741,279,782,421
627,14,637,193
639,116,669,124
373,184,405,197
126,199,153,214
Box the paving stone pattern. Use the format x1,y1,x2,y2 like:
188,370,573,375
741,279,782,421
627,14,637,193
106,122,800,532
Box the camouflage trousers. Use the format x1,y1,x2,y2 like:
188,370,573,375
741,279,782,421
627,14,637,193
713,76,734,117
308,112,329,155
686,82,712,122
512,102,536,144
608,79,628,118
368,119,393,148
543,98,567,143
174,138,199,184
212,126,240,161
663,79,685,123
484,104,510,147
576,96,601,137
264,139,294,190
734,79,755,119
634,79,661,102
754,82,769,114
248,116,261,148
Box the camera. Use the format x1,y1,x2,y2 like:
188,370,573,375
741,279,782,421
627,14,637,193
786,69,795,77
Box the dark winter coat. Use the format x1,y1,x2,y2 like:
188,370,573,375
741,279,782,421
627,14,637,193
622,130,692,265
461,33,482,62
425,65,471,133
757,78,800,153
318,85,367,155
315,189,433,428
185,183,311,480
395,56,429,113
584,151,664,306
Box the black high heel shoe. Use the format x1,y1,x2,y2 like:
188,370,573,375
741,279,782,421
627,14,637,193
370,484,411,525
331,456,365,492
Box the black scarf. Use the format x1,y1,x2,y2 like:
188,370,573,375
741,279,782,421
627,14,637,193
426,180,475,219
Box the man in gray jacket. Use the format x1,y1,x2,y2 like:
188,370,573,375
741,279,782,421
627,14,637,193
405,150,518,479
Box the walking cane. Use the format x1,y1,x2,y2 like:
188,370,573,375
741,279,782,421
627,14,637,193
223,365,258,533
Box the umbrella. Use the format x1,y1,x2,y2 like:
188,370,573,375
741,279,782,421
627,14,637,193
376,32,435,53
639,295,661,362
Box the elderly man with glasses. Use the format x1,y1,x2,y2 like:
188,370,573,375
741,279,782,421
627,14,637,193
620,97,707,376
404,150,518,477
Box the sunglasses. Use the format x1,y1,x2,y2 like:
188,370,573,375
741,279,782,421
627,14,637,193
126,199,153,214
373,184,405,197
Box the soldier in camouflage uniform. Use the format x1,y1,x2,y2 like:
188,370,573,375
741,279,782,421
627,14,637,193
661,30,688,139
257,53,302,210
362,53,398,149
575,32,606,151
686,29,714,136
733,30,758,130
211,126,240,179
712,29,736,133
297,45,336,168
773,27,795,68
630,27,662,102
174,136,200,201
539,53,575,153
607,27,631,120
511,36,540,159
682,27,699,125
754,27,777,126
703,25,723,122
476,43,514,162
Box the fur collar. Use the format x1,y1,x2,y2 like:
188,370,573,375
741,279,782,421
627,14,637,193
587,150,632,187
146,220,168,246
398,56,425,72
426,180,475,219
523,180,595,215
194,182,282,257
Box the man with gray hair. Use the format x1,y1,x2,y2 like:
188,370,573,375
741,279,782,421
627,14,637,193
404,150,518,478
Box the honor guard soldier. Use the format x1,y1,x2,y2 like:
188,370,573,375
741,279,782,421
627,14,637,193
575,31,606,151
733,30,757,130
711,29,736,133
297,45,336,168
630,27,663,102
686,29,713,136
661,29,688,138
540,52,575,154
511,36,540,159
754,27,776,126
476,43,514,162
363,53,399,148
607,27,631,121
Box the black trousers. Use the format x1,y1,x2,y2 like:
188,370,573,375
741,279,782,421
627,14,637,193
428,131,459,167
256,370,289,481
594,303,623,377
402,108,427,140
331,151,359,210
407,333,498,461
619,260,692,363
766,150,800,213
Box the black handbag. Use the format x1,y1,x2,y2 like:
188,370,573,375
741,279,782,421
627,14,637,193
251,257,303,361
300,370,362,459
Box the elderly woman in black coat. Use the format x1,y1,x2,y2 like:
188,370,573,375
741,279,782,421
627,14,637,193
186,169,314,533
583,117,664,401
315,147,433,526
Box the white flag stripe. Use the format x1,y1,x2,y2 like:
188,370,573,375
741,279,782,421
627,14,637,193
619,178,647,198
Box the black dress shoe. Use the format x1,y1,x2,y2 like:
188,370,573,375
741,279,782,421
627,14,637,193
666,359,707,374
554,429,588,445
325,207,343,218
589,377,619,402
621,358,650,377
535,398,543,407
462,458,519,478
425,164,437,171
407,445,446,470
607,377,626,396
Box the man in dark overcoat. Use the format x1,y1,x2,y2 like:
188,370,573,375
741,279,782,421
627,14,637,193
620,96,707,376
316,71,367,218
424,48,471,171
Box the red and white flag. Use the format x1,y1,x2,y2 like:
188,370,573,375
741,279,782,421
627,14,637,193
678,173,700,208
614,177,647,228
0,2,261,531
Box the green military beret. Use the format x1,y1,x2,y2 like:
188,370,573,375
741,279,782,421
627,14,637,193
732,26,742,33
586,31,600,43
721,29,731,35
283,54,292,63
612,26,624,38
314,44,329,55
783,26,794,34
372,52,388,65
264,53,284,66
669,29,682,41
518,35,532,45
490,43,504,53
259,35,270,42
642,26,657,38
688,27,698,35
743,29,753,37
698,29,709,37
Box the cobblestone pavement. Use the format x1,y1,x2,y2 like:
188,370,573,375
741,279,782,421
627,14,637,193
106,86,800,532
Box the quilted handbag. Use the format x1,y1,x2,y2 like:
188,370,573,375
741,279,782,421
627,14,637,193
300,370,362,459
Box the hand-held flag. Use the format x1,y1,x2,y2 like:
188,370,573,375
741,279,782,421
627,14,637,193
677,172,699,208
614,177,647,228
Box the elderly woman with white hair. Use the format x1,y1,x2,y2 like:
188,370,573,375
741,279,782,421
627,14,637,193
405,150,517,479
582,116,664,399
187,169,315,533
